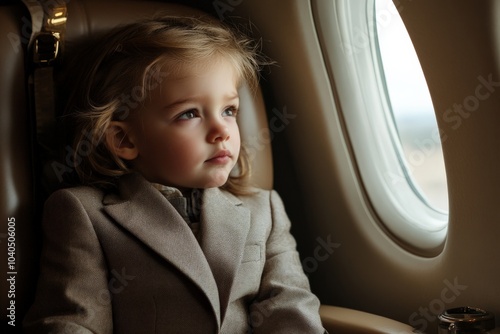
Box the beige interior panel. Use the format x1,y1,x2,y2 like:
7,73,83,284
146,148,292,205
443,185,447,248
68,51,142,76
235,0,500,333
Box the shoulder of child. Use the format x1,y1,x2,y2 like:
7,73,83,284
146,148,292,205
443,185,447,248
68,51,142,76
44,184,108,209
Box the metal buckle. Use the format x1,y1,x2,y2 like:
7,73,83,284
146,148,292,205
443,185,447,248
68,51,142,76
33,32,60,65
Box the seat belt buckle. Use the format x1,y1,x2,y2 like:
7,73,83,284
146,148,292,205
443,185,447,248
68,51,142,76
33,32,60,65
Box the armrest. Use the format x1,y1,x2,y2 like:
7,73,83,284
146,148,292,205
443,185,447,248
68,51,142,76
320,305,415,334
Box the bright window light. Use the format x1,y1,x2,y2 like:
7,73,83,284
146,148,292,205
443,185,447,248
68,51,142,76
375,0,448,212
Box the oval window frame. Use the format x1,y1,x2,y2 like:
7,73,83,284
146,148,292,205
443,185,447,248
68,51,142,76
312,0,448,255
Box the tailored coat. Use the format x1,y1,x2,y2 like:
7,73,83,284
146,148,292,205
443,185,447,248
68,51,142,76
23,173,325,333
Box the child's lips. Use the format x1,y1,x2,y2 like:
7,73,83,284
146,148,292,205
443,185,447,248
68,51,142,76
206,149,232,164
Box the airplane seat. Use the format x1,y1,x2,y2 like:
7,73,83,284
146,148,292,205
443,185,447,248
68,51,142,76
0,0,414,332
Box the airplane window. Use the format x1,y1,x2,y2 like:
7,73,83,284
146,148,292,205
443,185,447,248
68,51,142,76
311,0,448,254
375,0,448,213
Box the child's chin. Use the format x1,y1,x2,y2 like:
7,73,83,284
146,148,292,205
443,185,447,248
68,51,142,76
203,176,229,189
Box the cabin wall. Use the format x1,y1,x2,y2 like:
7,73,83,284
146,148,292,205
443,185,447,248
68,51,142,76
236,0,500,333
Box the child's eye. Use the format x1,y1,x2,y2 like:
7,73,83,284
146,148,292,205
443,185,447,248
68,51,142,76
177,109,198,120
222,106,239,117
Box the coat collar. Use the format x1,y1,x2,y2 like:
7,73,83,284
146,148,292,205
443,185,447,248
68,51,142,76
102,173,250,325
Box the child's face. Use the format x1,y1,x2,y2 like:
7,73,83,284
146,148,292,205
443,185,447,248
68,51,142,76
124,58,241,190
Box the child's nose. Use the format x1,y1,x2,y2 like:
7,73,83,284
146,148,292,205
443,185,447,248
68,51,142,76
207,120,230,143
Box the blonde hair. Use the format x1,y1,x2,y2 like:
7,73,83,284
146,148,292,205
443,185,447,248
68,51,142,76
63,15,265,194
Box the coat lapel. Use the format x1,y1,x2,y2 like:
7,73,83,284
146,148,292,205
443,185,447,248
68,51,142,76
199,187,251,323
102,174,221,326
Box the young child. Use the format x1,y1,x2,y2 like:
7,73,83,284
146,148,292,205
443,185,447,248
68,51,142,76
23,15,326,333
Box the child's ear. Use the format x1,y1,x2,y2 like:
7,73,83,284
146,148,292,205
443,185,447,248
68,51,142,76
105,121,139,161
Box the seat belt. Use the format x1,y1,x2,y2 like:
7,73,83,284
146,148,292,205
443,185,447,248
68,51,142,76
22,0,67,153
21,0,68,190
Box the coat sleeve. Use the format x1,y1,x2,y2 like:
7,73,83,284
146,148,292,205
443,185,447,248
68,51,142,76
249,190,326,333
23,189,113,334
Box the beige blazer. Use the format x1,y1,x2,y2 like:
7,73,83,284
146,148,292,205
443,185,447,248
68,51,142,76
24,173,325,333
